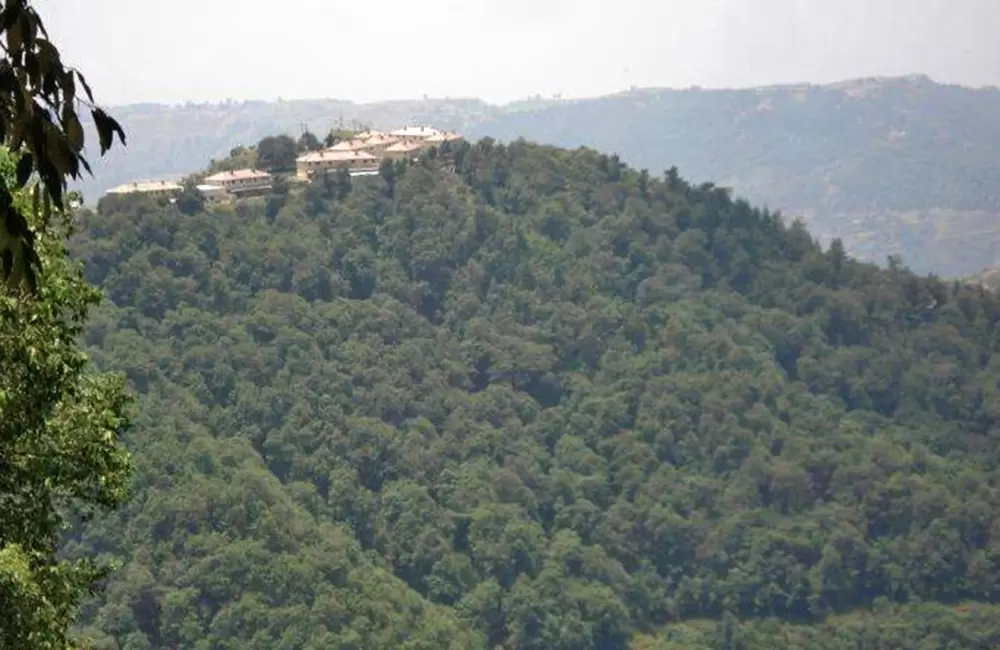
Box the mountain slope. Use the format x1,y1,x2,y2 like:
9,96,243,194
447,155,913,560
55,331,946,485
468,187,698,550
469,75,1000,275
76,76,1000,276
69,140,1000,649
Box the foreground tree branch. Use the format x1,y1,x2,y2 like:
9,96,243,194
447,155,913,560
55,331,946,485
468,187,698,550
0,0,125,293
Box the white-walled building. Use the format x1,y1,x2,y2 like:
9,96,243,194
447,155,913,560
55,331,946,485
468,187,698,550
105,180,183,197
197,184,230,204
296,150,379,179
389,126,442,145
203,169,273,194
383,140,427,160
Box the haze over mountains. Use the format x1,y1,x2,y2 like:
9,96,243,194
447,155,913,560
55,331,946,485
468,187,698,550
77,74,1000,277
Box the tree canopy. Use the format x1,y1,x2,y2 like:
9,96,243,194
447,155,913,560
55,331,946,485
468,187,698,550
66,137,1000,648
256,135,297,173
0,144,132,649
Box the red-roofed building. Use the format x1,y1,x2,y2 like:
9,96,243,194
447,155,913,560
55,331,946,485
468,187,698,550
203,169,273,194
295,150,379,179
384,140,427,161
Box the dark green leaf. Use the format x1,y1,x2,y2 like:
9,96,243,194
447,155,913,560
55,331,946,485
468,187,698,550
37,158,62,208
31,8,49,39
3,205,28,238
15,152,32,187
1,6,19,30
91,107,126,153
61,70,74,104
0,62,17,94
75,70,94,103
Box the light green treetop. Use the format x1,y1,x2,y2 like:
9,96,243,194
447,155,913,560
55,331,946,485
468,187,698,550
0,145,133,650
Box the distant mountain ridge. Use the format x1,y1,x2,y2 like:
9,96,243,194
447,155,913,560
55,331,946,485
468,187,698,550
469,75,1000,276
77,75,1000,276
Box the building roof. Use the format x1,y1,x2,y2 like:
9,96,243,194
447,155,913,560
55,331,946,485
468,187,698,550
297,150,378,163
105,180,183,194
385,141,426,153
204,169,272,183
363,134,399,146
389,126,441,138
327,139,371,152
354,130,386,140
425,131,463,142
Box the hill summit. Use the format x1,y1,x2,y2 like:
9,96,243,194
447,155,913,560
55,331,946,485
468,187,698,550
468,75,1000,276
70,138,1000,649
75,75,1000,277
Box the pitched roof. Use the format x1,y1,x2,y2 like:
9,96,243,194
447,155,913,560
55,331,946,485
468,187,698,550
385,141,426,153
426,131,463,142
327,139,371,152
389,126,441,138
363,134,399,146
106,180,183,194
297,150,378,163
204,169,272,183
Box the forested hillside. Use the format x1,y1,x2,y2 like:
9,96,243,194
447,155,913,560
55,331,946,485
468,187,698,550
69,139,1000,649
73,98,497,201
470,75,1000,276
74,75,1000,276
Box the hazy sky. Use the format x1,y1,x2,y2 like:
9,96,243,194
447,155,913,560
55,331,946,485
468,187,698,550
38,0,1000,106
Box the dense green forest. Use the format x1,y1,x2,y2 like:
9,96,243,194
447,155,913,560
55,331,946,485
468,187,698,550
67,139,1000,649
74,75,1000,276
471,75,1000,277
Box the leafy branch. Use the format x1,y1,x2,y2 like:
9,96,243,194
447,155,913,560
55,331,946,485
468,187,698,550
0,0,126,294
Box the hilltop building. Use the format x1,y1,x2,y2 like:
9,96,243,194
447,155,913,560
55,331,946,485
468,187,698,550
197,184,231,204
295,150,379,179
105,180,183,197
104,124,462,202
295,124,464,178
203,169,273,195
390,126,441,144
295,124,462,179
327,139,372,152
359,133,399,155
383,140,426,161
426,131,463,144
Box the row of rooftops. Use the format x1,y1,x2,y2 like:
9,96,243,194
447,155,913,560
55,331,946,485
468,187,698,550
295,126,462,174
104,170,272,197
297,149,379,164
203,169,273,184
329,127,462,150
376,126,460,140
105,179,184,195
104,125,463,198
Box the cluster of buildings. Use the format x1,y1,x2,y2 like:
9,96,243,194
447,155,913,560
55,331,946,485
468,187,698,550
104,168,277,204
294,126,461,179
103,125,463,203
